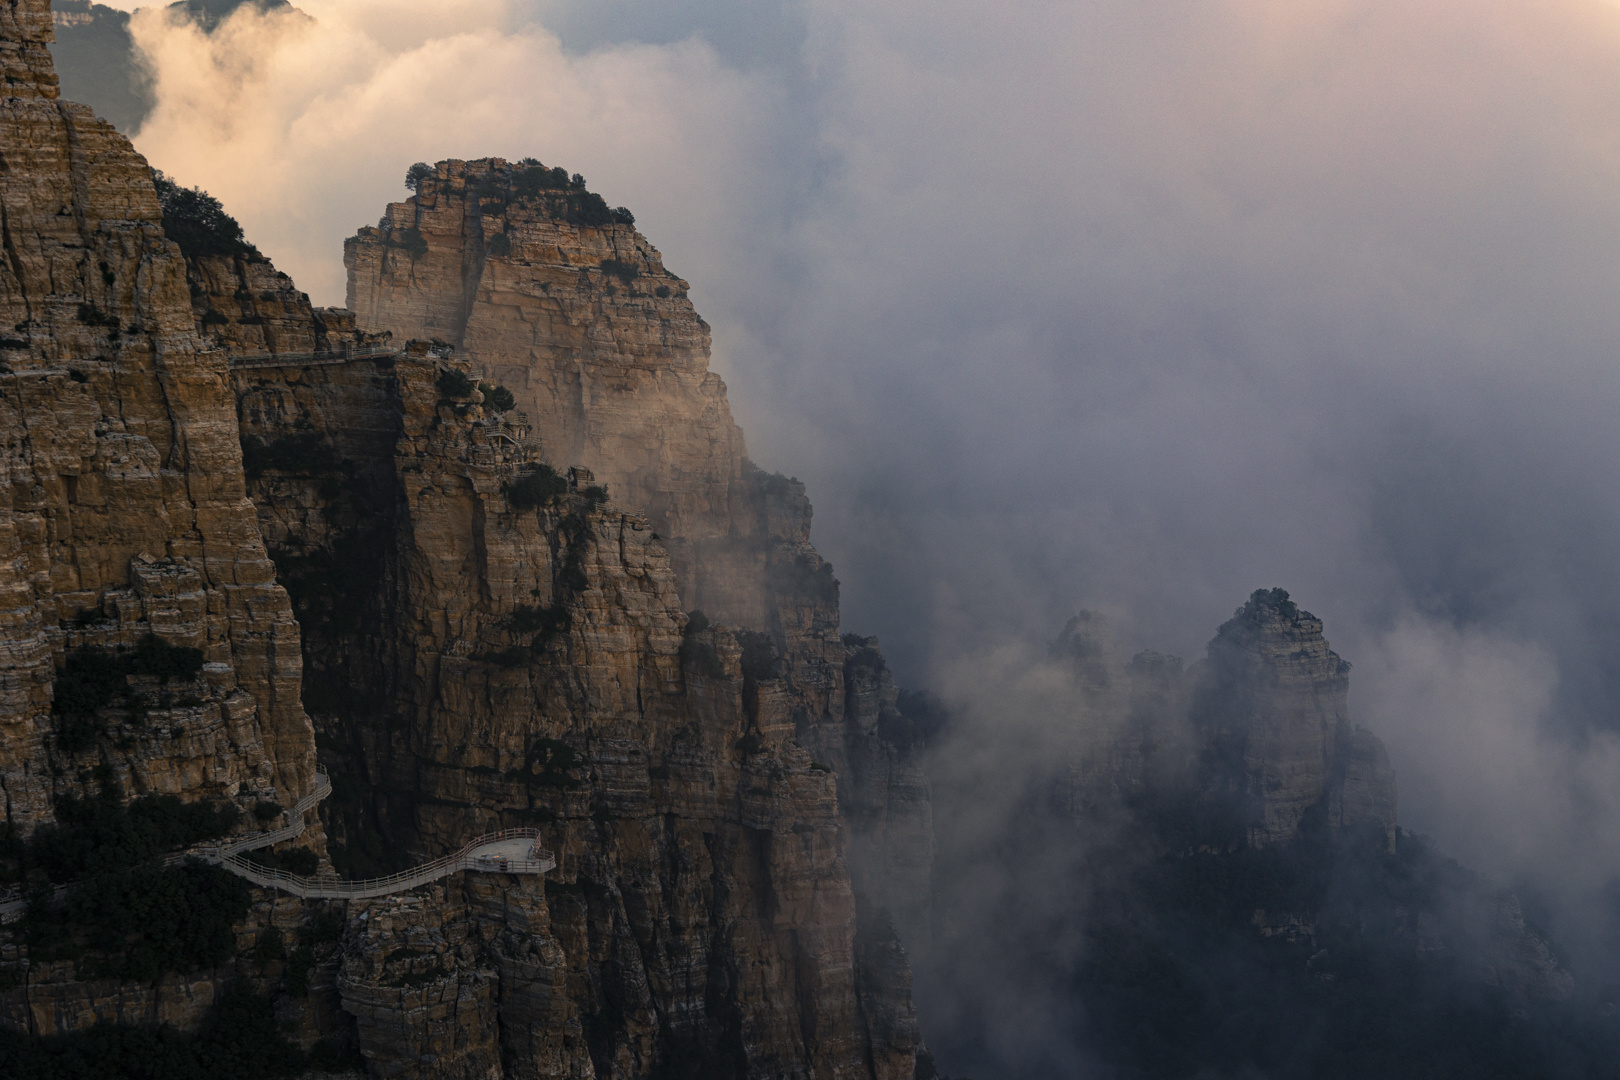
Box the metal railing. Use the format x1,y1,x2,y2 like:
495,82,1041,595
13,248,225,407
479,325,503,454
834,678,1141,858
1,766,552,919
214,828,554,899
209,766,333,859
227,345,399,370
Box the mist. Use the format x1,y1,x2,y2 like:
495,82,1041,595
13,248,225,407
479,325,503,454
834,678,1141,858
100,0,1620,1052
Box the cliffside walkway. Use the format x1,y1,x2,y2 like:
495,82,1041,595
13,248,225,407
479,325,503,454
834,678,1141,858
0,766,553,919
226,345,401,370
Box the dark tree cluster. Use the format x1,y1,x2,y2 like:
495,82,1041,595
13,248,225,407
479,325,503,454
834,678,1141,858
0,989,324,1080
0,790,238,886
152,170,262,261
466,158,636,228
53,637,207,752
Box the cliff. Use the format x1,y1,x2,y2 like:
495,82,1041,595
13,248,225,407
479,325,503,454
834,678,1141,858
1192,588,1397,849
0,0,315,834
340,155,934,1001
343,158,815,635
225,335,918,1078
0,8,922,1077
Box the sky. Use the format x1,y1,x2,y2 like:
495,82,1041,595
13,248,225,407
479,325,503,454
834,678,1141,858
85,0,1620,991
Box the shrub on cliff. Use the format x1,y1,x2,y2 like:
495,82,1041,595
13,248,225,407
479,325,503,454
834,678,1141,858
507,463,568,509
0,989,308,1080
512,163,574,197
1,790,239,886
508,602,571,646
478,380,516,412
152,169,262,261
679,610,726,679
767,553,839,606
388,225,429,260
53,637,206,752
405,161,433,191
486,231,512,256
239,431,336,478
600,258,639,283
737,630,780,681
436,368,476,399
23,859,251,981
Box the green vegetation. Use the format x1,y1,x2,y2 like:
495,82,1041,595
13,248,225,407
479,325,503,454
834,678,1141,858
767,553,838,606
75,303,120,331
53,637,207,752
23,859,251,981
579,483,610,508
153,170,262,261
680,610,726,679
599,258,639,283
486,231,512,256
387,225,429,260
0,791,238,886
0,989,309,1080
508,602,571,650
239,431,336,479
528,738,583,790
744,460,799,499
507,463,568,509
436,368,476,399
476,646,531,668
654,285,671,298
405,161,434,191
737,630,779,681
483,160,637,228
478,380,516,411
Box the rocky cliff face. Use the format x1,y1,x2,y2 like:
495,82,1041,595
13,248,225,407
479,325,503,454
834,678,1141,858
226,342,918,1078
1,9,922,1077
1047,593,1396,851
1192,588,1397,849
340,154,934,1016
0,0,314,833
344,159,809,633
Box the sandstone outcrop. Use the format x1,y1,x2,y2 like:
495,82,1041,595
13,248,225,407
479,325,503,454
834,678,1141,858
344,159,820,634
0,9,926,1074
0,0,315,834
1046,595,1396,850
227,339,918,1077
1192,588,1397,849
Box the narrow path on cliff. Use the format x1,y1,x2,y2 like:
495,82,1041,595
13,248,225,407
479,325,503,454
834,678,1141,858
0,767,553,919
198,766,556,900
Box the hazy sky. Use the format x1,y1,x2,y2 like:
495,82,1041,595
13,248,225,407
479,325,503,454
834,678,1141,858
97,0,1620,973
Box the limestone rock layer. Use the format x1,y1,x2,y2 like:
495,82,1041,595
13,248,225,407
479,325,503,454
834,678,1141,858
345,158,796,631
0,0,314,831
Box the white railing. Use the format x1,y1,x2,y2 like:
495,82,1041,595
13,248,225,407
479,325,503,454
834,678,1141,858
212,828,554,900
1,765,552,920
211,766,333,859
2,766,333,922
227,346,399,370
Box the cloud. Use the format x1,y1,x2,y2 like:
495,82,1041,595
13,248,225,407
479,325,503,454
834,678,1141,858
118,0,1620,991
126,0,773,305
